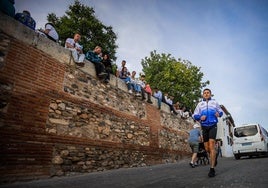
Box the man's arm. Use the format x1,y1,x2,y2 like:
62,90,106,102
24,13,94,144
192,104,201,121
65,38,74,49
215,102,223,117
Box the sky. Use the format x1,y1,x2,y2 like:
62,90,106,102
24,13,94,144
15,0,268,130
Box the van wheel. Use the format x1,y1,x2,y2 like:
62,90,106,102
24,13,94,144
234,154,240,160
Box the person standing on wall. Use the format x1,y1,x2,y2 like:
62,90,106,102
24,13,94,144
192,88,223,177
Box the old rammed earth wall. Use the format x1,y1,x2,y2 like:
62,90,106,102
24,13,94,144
0,12,192,183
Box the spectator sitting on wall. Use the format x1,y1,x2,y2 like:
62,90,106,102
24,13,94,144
153,87,162,109
130,71,142,96
119,66,132,93
101,53,112,83
65,33,85,66
38,23,59,42
86,46,107,78
138,75,153,104
174,101,183,116
0,0,15,17
145,83,152,97
14,10,36,30
181,106,190,119
166,95,178,115
162,93,178,115
116,60,127,77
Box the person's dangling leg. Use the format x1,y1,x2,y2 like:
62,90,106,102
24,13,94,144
207,125,217,177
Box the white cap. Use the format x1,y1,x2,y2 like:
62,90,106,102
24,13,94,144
193,124,201,129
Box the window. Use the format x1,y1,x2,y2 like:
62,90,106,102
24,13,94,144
234,125,258,137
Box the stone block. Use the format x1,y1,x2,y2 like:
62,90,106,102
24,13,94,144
117,78,128,92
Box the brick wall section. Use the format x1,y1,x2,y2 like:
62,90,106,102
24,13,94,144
0,12,192,184
0,36,64,182
147,104,161,147
0,39,65,131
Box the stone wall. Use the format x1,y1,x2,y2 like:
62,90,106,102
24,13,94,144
47,99,150,145
0,12,192,183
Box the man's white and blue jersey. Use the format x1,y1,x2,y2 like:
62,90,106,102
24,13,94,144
193,99,223,127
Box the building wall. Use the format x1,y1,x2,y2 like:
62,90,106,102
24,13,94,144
217,113,235,157
0,13,192,183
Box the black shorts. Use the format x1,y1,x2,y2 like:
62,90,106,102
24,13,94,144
202,125,217,142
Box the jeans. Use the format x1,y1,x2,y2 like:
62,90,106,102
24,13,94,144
69,48,85,63
131,83,141,92
120,77,132,90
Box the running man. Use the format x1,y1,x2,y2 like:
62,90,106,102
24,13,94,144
192,88,223,177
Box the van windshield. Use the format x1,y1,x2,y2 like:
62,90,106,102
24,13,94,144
234,125,258,137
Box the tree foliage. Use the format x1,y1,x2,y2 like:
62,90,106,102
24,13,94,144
47,0,118,61
141,50,210,110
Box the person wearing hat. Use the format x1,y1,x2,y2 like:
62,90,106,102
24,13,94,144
188,122,202,168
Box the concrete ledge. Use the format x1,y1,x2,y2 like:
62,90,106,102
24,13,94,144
109,74,118,87
117,78,129,92
0,12,71,65
36,35,71,65
161,102,171,113
79,60,97,78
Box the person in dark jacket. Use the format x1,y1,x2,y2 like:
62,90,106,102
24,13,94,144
0,0,15,17
101,53,112,83
85,46,107,78
15,10,36,30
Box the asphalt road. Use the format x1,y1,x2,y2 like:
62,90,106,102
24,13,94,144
1,156,268,188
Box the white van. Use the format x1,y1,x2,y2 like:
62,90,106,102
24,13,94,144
232,123,268,159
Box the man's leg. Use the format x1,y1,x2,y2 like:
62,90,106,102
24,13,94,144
94,62,101,75
157,98,161,109
203,141,209,154
190,152,197,167
78,53,85,63
207,125,217,177
208,139,216,167
141,88,146,100
146,92,152,103
71,49,79,62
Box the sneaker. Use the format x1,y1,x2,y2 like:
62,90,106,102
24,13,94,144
75,62,85,67
189,162,195,168
128,90,133,94
208,168,215,177
147,100,153,104
98,72,107,77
